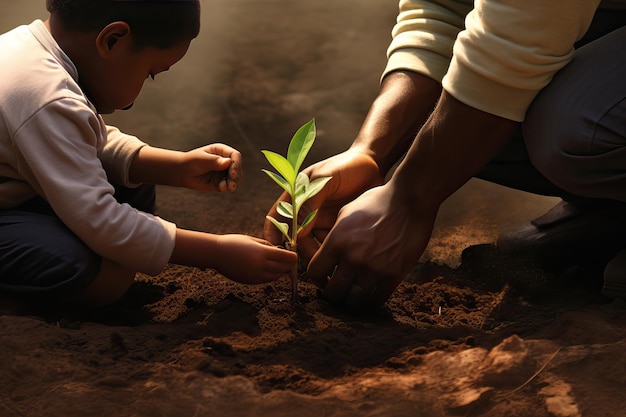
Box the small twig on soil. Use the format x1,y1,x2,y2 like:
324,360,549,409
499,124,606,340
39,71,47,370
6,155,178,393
437,398,447,416
497,346,562,398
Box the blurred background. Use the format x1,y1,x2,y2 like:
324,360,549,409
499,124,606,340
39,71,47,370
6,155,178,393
1,0,557,267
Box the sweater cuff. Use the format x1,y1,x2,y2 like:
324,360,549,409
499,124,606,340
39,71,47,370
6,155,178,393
382,48,450,84
442,57,543,122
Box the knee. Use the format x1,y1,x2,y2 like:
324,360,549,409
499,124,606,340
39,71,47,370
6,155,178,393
525,99,626,200
523,29,626,200
0,217,102,294
525,133,601,199
70,260,137,307
524,132,583,196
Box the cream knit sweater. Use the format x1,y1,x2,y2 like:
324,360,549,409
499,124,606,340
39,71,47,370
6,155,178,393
384,0,625,121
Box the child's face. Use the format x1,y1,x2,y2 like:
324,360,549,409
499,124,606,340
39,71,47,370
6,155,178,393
85,39,192,114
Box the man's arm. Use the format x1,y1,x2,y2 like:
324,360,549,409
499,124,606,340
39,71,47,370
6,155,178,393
350,70,442,177
308,90,518,307
392,91,517,208
264,71,442,262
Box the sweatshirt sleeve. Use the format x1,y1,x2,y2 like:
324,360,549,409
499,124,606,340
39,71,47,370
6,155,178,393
99,125,147,188
442,0,600,121
12,98,176,275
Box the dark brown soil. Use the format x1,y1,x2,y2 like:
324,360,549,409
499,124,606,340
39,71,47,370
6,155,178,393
2,1,625,416
1,244,624,417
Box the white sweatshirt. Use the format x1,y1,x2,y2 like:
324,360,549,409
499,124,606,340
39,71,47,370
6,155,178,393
384,0,625,121
0,20,176,275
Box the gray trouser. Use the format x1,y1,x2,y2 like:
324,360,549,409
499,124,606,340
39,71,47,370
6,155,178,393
477,11,626,204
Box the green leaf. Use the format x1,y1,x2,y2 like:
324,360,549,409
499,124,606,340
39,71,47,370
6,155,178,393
295,171,309,193
266,216,290,241
287,119,316,174
295,175,331,209
277,201,294,219
294,172,309,209
304,176,332,201
294,188,312,211
263,119,333,252
262,150,296,184
299,209,318,231
262,169,291,194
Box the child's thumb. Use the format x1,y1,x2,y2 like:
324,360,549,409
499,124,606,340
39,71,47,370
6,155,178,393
215,156,231,167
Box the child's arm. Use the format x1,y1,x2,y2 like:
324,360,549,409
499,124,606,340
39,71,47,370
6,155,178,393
129,144,242,192
129,143,295,282
171,229,298,284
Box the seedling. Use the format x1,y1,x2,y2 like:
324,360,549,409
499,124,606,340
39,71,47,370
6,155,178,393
262,118,331,302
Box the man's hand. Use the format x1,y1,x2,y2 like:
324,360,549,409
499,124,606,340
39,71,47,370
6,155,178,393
264,148,383,264
306,91,518,309
307,181,437,309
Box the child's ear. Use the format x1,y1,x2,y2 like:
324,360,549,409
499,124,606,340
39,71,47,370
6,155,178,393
95,22,132,58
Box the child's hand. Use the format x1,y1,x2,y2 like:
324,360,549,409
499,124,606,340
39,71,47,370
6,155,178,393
181,144,242,192
214,234,297,284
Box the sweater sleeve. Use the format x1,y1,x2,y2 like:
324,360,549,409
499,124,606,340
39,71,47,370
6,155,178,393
13,98,176,275
384,0,601,122
442,0,600,121
383,0,473,83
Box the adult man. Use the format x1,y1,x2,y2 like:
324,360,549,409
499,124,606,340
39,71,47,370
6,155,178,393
265,0,626,308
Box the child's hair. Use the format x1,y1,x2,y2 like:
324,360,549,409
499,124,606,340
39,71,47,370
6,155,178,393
46,0,201,49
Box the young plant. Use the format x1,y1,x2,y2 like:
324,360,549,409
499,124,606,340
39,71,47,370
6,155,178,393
262,118,331,302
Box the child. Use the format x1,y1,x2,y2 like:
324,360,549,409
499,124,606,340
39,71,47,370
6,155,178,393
0,0,297,307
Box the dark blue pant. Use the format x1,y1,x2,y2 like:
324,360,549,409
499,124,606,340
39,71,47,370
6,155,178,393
0,184,155,296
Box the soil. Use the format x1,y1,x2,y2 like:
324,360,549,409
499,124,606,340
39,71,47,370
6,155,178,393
1,245,625,417
2,1,626,416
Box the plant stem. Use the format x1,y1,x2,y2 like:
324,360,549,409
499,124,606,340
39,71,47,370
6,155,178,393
286,241,298,303
289,182,299,303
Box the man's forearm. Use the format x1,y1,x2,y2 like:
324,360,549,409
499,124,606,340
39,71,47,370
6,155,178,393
350,70,442,177
391,90,518,208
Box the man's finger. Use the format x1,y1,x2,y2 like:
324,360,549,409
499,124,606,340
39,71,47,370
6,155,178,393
307,239,341,290
370,282,397,308
320,263,356,304
345,273,381,308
